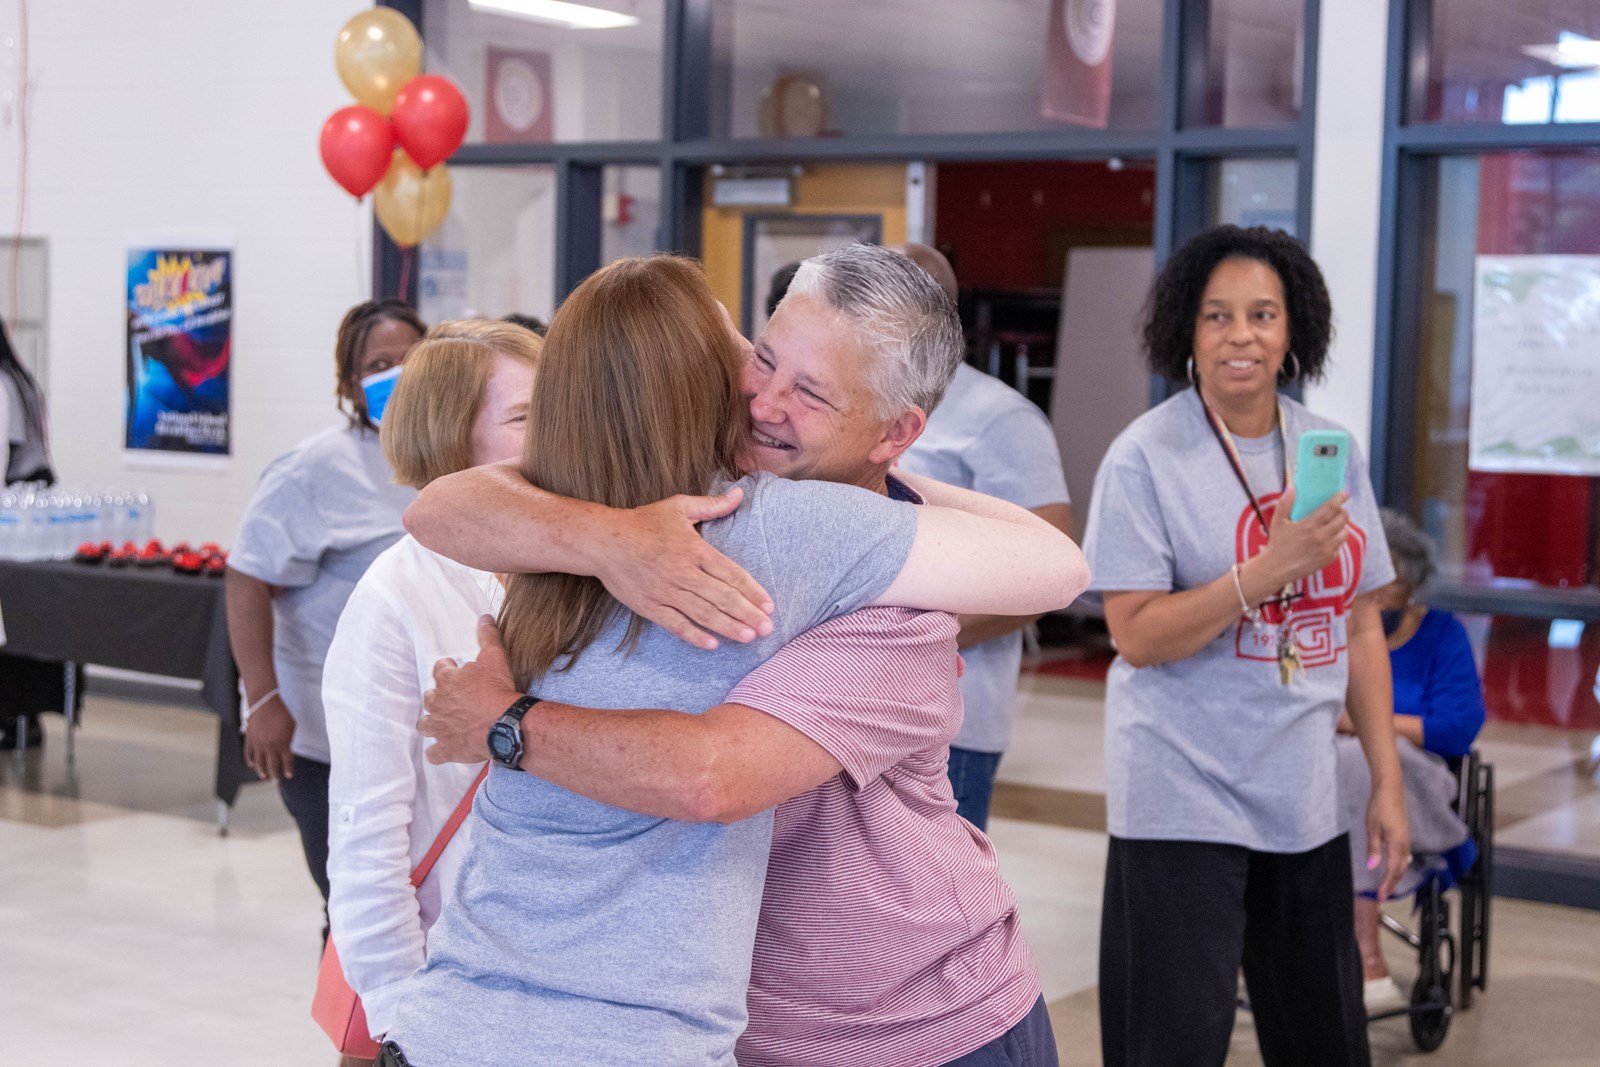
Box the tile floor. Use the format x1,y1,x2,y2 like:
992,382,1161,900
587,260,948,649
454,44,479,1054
2,686,1599,1065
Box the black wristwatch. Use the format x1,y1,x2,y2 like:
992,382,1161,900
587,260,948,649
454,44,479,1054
487,695,539,771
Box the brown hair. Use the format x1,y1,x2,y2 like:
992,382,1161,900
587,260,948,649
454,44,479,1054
380,320,543,488
334,299,428,429
498,255,748,688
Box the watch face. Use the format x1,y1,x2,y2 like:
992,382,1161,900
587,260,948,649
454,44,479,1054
488,724,516,760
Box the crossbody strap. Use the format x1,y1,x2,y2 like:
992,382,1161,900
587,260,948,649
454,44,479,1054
409,764,489,889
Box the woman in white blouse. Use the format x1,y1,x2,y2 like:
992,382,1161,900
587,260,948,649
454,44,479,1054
322,319,540,1045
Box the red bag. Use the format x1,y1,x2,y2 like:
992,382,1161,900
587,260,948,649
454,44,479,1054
312,765,489,1055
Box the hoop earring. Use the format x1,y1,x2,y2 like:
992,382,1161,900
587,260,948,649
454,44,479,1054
1186,357,1196,384
1282,350,1301,383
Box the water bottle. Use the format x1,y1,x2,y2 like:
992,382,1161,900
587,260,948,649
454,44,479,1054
0,491,17,560
133,490,155,543
49,489,72,559
70,490,94,549
108,489,130,547
14,489,35,560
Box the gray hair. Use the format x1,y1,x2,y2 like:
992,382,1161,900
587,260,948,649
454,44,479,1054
785,243,965,419
1381,508,1437,590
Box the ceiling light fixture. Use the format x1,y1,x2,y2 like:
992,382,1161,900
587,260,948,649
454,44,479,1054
469,0,640,30
1520,34,1600,70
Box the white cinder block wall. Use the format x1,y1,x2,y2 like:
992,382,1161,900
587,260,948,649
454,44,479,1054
0,0,375,545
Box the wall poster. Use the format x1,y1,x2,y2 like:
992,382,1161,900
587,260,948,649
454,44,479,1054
126,246,232,459
1469,254,1600,476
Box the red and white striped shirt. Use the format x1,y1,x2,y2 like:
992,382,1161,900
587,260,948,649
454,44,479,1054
729,606,1041,1067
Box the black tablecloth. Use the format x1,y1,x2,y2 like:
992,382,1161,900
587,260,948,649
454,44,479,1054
0,559,249,805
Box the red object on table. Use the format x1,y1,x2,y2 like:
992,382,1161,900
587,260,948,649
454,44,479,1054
73,542,107,564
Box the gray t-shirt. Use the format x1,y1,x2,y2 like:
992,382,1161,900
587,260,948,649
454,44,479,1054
900,364,1069,753
386,471,918,1067
1083,390,1393,852
229,425,415,763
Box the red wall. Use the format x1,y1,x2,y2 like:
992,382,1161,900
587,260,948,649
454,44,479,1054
934,160,1155,291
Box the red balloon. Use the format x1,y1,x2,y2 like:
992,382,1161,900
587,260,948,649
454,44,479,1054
320,106,394,198
391,75,469,170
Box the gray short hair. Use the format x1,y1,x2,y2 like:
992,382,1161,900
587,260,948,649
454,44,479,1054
1381,508,1437,590
785,243,964,418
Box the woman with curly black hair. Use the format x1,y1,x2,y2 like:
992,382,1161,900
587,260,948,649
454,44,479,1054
1082,226,1409,1066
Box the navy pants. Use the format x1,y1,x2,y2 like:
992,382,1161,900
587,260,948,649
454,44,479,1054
1099,834,1370,1067
277,754,332,939
947,746,1004,830
941,995,1057,1066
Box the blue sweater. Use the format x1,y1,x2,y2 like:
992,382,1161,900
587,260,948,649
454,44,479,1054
1391,610,1486,758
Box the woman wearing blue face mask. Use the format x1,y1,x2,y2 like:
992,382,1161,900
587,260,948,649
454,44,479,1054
225,299,425,939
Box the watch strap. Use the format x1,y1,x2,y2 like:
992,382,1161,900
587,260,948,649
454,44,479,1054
502,694,540,724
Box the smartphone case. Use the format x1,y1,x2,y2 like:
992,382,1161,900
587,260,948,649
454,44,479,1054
1290,430,1350,521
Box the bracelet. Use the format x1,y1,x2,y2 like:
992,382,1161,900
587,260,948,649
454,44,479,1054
1230,563,1262,623
246,687,281,715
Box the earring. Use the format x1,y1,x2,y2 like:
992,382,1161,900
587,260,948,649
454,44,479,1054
1186,357,1196,384
1282,350,1301,383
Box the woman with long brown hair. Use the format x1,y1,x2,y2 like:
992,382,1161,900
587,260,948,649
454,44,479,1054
382,254,1084,1066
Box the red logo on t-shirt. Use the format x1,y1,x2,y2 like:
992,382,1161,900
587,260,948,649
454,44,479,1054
1233,492,1367,668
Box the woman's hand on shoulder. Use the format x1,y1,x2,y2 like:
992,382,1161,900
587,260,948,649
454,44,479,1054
590,488,775,650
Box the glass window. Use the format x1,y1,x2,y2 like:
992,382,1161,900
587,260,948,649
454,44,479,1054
418,165,558,325
423,0,664,144
1200,0,1304,127
1408,150,1600,595
1411,1,1600,124
1208,158,1298,232
600,165,663,265
712,0,1164,138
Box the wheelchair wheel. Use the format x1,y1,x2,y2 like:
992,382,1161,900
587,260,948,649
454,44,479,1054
1409,972,1451,1052
1458,757,1494,1009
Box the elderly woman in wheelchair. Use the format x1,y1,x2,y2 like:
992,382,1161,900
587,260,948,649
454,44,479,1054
1335,509,1488,1033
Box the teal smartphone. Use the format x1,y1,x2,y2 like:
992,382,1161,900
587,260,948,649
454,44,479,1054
1290,430,1350,521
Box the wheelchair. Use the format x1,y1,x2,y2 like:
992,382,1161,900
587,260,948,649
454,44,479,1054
1365,749,1495,1052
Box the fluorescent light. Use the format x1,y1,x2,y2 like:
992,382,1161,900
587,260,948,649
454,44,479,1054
1520,33,1600,70
469,0,640,30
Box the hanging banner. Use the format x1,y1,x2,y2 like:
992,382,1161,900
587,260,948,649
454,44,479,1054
126,247,233,458
485,47,553,144
1469,254,1600,476
1041,0,1116,128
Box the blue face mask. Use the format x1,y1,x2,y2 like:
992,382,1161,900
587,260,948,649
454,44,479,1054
361,365,403,424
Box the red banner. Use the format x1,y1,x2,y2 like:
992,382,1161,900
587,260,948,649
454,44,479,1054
1041,0,1116,128
485,47,553,144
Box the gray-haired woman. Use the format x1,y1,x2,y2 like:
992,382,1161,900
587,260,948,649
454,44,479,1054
1335,508,1486,1012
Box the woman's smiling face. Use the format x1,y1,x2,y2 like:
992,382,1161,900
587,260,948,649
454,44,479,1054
1191,257,1291,408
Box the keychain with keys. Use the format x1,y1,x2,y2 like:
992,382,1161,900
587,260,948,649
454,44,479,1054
1277,624,1303,685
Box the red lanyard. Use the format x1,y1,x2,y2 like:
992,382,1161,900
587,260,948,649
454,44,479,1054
1195,384,1293,539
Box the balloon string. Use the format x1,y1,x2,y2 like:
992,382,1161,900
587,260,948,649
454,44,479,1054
397,245,414,303
353,196,367,301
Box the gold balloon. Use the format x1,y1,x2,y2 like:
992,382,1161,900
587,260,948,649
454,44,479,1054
335,9,422,115
374,151,452,247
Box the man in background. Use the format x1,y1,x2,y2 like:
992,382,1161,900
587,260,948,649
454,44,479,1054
895,242,1073,829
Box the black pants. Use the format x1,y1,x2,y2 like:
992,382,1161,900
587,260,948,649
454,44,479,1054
278,754,332,938
1099,834,1370,1067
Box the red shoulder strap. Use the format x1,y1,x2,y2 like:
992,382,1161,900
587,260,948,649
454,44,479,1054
409,764,489,888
